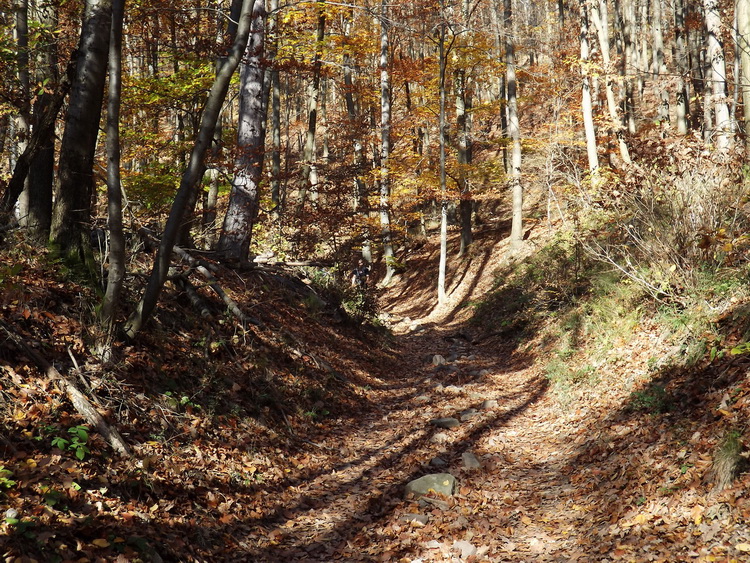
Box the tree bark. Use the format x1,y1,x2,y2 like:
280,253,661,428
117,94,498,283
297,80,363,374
97,0,126,361
591,0,631,164
506,0,523,251
297,2,325,213
437,17,448,303
218,1,267,262
121,0,256,340
739,0,750,152
704,0,732,149
49,0,113,269
580,0,599,171
380,0,395,286
675,0,690,135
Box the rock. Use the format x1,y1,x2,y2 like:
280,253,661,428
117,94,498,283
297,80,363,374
481,399,498,409
432,354,447,366
462,451,482,470
453,540,477,559
401,513,429,526
429,456,448,467
443,385,462,394
404,473,457,499
419,496,451,511
478,369,491,377
431,432,450,444
430,417,460,429
459,408,479,422
413,395,431,404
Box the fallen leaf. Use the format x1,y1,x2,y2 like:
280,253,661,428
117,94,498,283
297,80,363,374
92,538,110,548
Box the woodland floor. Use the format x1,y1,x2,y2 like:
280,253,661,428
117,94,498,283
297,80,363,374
2,222,750,562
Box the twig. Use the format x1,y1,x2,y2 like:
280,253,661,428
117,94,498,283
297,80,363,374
171,245,264,328
0,320,131,457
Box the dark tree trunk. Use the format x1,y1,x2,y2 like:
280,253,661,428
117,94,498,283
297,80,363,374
49,0,113,268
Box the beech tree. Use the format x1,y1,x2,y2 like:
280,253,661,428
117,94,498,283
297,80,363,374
217,0,267,262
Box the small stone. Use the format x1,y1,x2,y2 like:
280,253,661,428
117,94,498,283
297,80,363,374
430,456,448,467
405,473,457,499
443,385,462,394
460,408,479,422
432,354,447,366
481,399,498,409
453,540,477,559
431,432,450,444
462,451,482,470
5,508,19,520
401,513,429,525
419,496,451,511
430,417,460,429
479,369,491,377
413,395,431,404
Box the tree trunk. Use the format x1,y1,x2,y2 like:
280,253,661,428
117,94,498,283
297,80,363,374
437,17,449,303
14,0,31,228
49,0,113,269
675,0,690,134
456,68,473,256
622,0,636,134
506,0,523,251
651,0,670,126
218,1,267,262
580,0,599,171
97,0,126,361
380,0,395,286
26,0,57,238
591,0,631,164
704,0,732,149
121,0,256,339
739,0,750,152
298,2,325,213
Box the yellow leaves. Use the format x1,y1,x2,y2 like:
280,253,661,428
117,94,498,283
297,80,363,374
735,543,750,552
91,538,110,548
691,505,704,526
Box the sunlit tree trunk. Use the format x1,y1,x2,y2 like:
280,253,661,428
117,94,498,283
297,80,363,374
50,0,113,270
380,0,395,286
580,0,599,171
675,0,690,135
651,0,670,126
438,17,448,303
506,0,523,251
298,1,325,212
218,1,266,262
122,0,255,339
704,0,732,149
739,0,750,152
622,0,636,134
591,0,631,165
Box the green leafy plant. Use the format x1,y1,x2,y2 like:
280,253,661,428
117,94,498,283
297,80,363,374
0,466,16,489
628,384,670,414
52,425,91,460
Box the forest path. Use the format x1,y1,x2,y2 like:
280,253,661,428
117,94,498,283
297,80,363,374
240,316,600,562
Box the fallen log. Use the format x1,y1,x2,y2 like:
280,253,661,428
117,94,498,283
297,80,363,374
0,319,132,457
